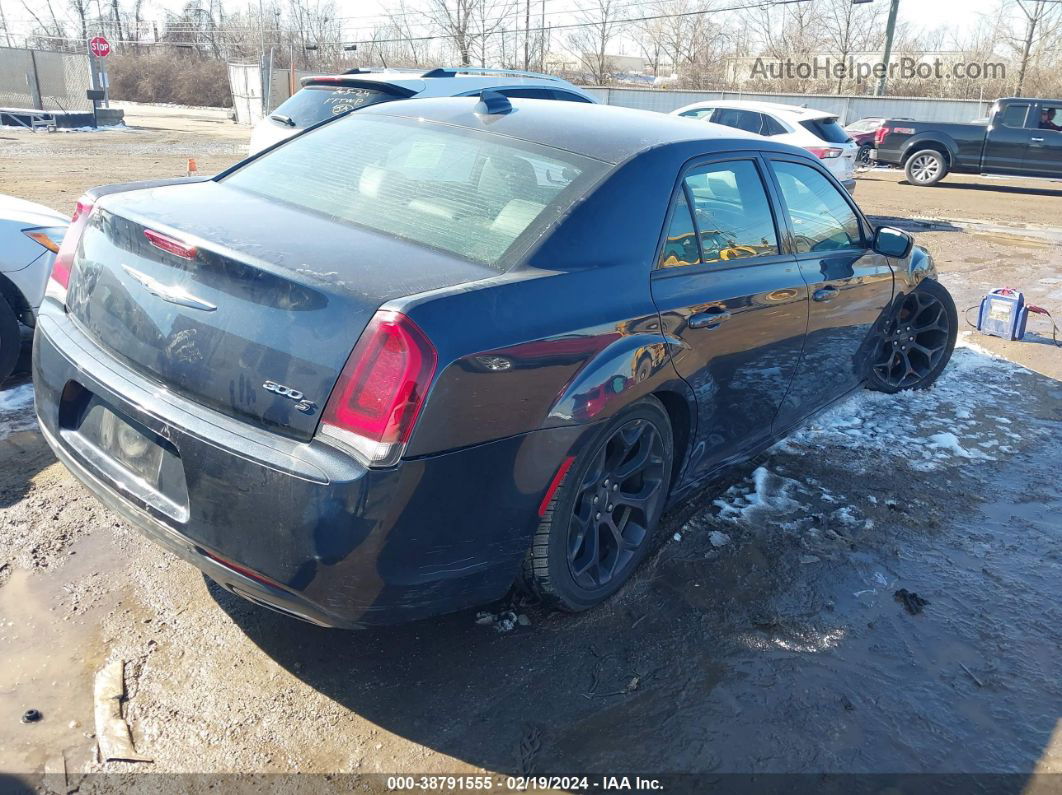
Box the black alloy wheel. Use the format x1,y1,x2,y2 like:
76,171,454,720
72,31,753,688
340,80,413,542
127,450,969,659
566,417,667,590
523,397,673,611
870,280,957,392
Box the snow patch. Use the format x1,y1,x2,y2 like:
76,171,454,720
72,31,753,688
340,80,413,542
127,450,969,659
782,347,1026,471
713,466,805,523
0,383,37,440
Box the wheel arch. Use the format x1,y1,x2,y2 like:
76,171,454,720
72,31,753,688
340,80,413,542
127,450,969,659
900,137,955,167
652,387,693,488
0,272,32,326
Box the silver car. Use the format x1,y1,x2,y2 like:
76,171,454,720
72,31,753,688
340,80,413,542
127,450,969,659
249,67,595,155
0,194,68,380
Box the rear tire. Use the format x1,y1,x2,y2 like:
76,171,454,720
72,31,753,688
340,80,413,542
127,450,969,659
522,396,673,611
856,143,874,170
867,278,957,394
904,149,948,186
0,297,21,383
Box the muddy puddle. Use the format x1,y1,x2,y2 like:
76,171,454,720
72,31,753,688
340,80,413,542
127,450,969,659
0,531,130,776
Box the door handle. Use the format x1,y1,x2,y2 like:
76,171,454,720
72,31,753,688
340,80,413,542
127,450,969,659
813,286,840,303
1031,136,1045,143
688,309,731,329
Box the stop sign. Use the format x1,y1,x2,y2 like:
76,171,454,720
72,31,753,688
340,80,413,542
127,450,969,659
89,36,111,57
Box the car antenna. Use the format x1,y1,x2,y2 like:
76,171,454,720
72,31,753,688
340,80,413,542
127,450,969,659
475,89,513,116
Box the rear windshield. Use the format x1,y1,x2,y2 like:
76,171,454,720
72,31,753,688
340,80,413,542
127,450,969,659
800,118,852,144
224,115,607,268
271,84,400,127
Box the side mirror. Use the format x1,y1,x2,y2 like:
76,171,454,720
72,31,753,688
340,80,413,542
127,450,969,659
873,226,914,258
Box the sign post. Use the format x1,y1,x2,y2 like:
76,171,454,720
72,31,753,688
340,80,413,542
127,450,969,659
86,88,105,128
88,35,111,109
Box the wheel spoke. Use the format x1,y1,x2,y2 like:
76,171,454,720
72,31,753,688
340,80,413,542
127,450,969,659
615,479,663,517
571,521,600,579
612,429,656,481
579,447,606,491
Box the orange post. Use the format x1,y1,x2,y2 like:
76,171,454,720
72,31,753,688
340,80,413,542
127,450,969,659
186,158,198,176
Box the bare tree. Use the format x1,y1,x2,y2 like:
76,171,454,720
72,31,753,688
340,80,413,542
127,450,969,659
819,0,885,93
1006,0,1062,96
429,0,476,65
564,0,623,84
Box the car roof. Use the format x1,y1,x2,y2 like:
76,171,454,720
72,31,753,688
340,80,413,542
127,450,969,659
359,96,787,165
676,99,836,120
302,69,592,99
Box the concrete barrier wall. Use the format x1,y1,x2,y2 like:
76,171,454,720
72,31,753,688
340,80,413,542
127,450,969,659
581,86,993,124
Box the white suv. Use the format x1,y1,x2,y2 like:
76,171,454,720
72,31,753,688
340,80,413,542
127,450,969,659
671,100,858,193
249,67,595,155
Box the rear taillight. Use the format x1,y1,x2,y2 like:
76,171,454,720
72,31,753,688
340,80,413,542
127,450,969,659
318,310,438,467
46,197,94,305
805,146,843,159
875,126,890,146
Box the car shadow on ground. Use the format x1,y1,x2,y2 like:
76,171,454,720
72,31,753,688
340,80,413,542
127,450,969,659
867,215,964,233
210,357,1062,781
901,180,1062,199
0,369,54,510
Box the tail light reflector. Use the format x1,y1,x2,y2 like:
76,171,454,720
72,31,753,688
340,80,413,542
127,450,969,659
318,310,437,467
805,146,843,159
46,197,95,304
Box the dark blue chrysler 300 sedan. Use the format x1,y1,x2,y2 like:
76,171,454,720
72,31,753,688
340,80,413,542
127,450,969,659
33,94,956,627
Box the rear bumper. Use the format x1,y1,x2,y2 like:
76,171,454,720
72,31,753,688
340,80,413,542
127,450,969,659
870,148,901,166
33,305,583,627
841,178,857,194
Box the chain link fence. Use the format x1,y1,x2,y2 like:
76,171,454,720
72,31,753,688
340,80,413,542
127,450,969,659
0,46,93,112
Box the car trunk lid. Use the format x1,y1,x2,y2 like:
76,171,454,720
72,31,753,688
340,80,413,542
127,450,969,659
65,181,492,441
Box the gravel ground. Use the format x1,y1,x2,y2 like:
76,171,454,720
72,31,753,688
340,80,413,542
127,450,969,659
1,106,1060,790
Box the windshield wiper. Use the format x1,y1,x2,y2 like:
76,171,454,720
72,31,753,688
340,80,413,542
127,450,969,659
270,114,296,127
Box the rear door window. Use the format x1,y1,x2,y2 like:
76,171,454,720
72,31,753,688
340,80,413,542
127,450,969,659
659,160,779,268
679,108,715,119
771,161,862,252
1001,103,1029,128
762,115,788,136
495,87,556,100
549,90,592,103
659,190,700,268
271,84,403,127
712,108,764,135
799,117,852,144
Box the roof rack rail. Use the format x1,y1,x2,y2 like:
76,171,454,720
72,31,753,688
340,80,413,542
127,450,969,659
341,67,426,75
420,67,564,82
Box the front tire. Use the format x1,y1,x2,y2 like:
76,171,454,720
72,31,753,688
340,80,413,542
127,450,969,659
522,396,673,611
867,278,957,394
904,149,948,186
